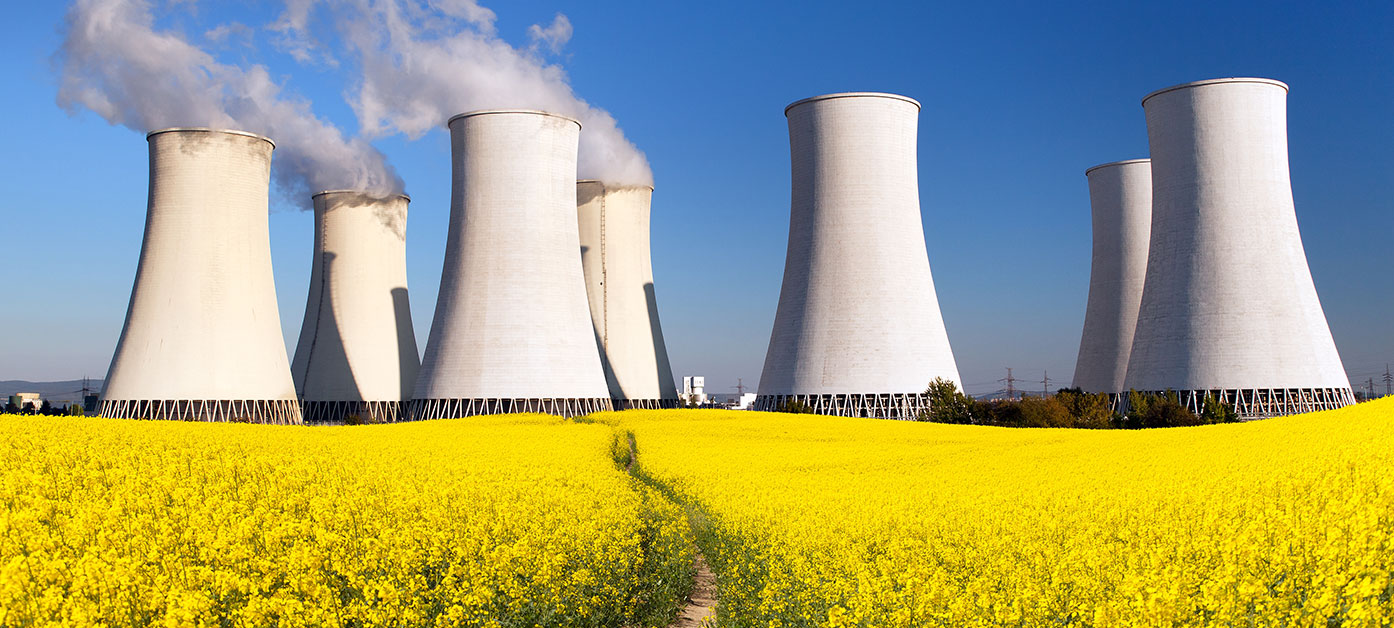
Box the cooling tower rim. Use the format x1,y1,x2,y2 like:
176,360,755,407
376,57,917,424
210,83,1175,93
1084,158,1151,176
784,92,921,116
146,127,275,148
576,179,655,192
1142,77,1289,106
447,109,581,129
312,189,412,202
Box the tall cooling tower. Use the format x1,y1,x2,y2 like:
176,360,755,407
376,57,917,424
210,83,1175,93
291,191,420,423
754,92,962,419
99,128,301,424
1072,159,1151,394
1124,78,1353,417
576,181,679,409
411,110,612,419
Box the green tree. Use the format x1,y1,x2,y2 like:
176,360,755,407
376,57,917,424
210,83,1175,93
1122,390,1150,429
1053,388,1114,429
1134,391,1199,428
1198,393,1240,424
775,399,814,414
920,378,975,424
977,399,1020,427
1017,395,1073,428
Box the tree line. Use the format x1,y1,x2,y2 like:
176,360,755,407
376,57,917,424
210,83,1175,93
775,379,1240,428
3,400,86,416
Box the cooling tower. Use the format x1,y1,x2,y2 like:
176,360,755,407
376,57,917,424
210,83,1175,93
1124,78,1353,417
754,92,962,419
411,110,612,419
576,181,679,409
1072,159,1152,394
291,191,420,423
99,128,301,424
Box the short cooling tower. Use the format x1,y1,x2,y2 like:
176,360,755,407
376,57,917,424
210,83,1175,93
291,191,420,423
1072,159,1151,394
411,110,612,419
99,128,301,424
576,181,679,409
754,92,962,419
1124,78,1353,417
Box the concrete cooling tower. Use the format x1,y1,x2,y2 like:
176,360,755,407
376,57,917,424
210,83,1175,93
754,92,962,419
99,128,301,424
1072,159,1152,394
576,181,679,409
1124,78,1353,417
411,110,612,419
291,191,420,423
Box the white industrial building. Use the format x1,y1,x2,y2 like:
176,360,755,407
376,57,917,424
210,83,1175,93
680,375,706,406
411,110,612,419
1123,78,1354,417
576,181,679,409
99,128,301,424
291,191,420,423
754,92,962,419
1072,159,1151,394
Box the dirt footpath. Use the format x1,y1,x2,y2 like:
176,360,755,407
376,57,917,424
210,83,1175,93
668,551,716,627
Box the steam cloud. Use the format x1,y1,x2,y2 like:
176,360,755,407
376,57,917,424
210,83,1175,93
295,0,654,187
58,0,655,199
56,0,404,205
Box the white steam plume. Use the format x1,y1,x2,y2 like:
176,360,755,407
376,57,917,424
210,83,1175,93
317,0,652,187
56,0,403,205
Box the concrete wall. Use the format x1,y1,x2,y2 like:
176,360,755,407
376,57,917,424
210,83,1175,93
1124,78,1350,392
100,128,300,423
291,191,419,409
413,110,610,407
758,92,962,399
576,181,678,406
1072,159,1151,393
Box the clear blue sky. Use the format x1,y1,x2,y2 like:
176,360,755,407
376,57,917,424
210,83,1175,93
2,1,1391,396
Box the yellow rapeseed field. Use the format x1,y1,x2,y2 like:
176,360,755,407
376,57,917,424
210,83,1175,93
613,398,1394,627
0,414,692,627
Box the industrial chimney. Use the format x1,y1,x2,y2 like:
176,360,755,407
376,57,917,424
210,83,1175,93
99,128,301,424
576,181,679,409
411,110,612,419
1124,78,1354,417
755,92,962,419
1072,159,1151,395
291,190,420,423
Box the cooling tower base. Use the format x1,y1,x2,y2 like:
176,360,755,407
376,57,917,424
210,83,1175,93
301,400,406,424
753,393,931,421
99,399,302,424
1119,387,1355,419
611,398,681,410
409,397,614,420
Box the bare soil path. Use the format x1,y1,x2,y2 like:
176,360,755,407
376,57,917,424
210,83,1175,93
622,431,717,627
668,551,716,627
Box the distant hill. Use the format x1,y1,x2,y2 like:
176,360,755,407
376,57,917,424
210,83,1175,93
1,380,103,405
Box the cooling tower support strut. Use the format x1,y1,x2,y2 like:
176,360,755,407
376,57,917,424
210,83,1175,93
754,92,962,419
98,128,301,424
